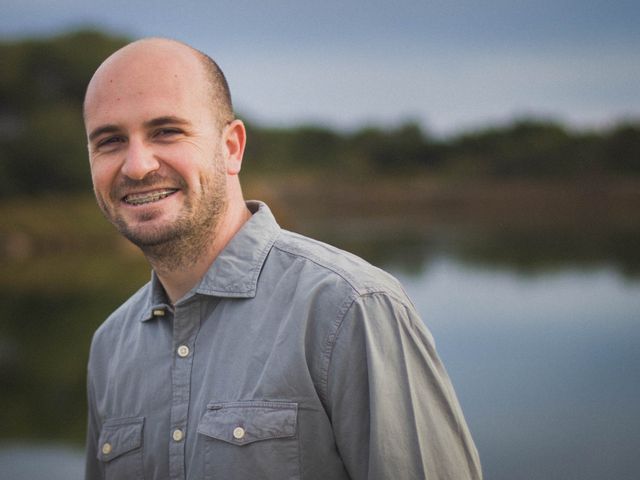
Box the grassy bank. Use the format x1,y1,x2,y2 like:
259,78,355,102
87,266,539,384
245,174,640,232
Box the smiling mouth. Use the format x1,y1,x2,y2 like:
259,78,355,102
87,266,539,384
123,189,179,206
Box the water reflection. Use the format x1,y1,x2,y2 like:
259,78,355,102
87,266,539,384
1,218,639,479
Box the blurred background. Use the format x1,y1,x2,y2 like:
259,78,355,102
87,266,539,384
1,2,639,479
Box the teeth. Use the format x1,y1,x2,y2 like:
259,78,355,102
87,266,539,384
124,189,177,205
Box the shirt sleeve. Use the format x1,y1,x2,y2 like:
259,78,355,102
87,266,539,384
326,292,482,480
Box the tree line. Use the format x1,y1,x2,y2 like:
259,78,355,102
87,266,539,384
1,30,638,198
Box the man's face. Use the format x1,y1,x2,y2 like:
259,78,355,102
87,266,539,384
84,45,228,248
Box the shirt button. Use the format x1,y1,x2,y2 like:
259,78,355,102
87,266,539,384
172,429,184,442
233,426,246,440
101,442,112,455
177,345,190,357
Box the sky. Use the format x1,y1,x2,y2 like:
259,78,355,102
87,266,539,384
2,0,639,136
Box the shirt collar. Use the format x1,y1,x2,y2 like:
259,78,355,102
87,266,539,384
140,201,280,321
194,200,280,298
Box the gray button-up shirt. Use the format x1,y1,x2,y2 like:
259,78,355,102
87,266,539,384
85,201,482,480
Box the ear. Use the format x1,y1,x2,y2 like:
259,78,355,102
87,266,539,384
222,119,246,175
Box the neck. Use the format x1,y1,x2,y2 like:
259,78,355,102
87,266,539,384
148,199,252,304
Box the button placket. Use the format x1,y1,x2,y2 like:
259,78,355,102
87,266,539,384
168,300,201,480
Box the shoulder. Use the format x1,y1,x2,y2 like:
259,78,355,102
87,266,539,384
270,229,409,303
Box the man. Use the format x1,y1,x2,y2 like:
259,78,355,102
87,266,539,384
83,37,482,480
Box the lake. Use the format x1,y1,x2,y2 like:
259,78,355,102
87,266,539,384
1,190,639,479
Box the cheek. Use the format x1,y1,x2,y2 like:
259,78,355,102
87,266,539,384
162,144,212,184
90,159,118,192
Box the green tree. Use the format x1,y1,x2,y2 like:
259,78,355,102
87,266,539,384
603,123,640,174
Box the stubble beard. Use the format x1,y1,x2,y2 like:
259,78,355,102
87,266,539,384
97,162,228,273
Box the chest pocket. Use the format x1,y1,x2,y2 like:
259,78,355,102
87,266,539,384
197,401,299,480
97,416,144,480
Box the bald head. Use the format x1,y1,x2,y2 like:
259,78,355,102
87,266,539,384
84,38,234,130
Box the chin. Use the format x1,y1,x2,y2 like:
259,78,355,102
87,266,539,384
115,217,181,247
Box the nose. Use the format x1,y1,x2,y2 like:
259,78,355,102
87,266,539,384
121,138,160,180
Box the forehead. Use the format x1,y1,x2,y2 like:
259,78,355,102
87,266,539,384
84,43,211,130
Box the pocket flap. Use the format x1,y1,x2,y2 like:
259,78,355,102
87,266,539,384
97,416,144,462
197,401,297,446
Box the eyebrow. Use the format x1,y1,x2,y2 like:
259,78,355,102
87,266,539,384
88,116,191,143
144,116,191,128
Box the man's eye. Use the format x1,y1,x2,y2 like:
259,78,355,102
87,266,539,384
155,128,181,137
97,136,125,148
